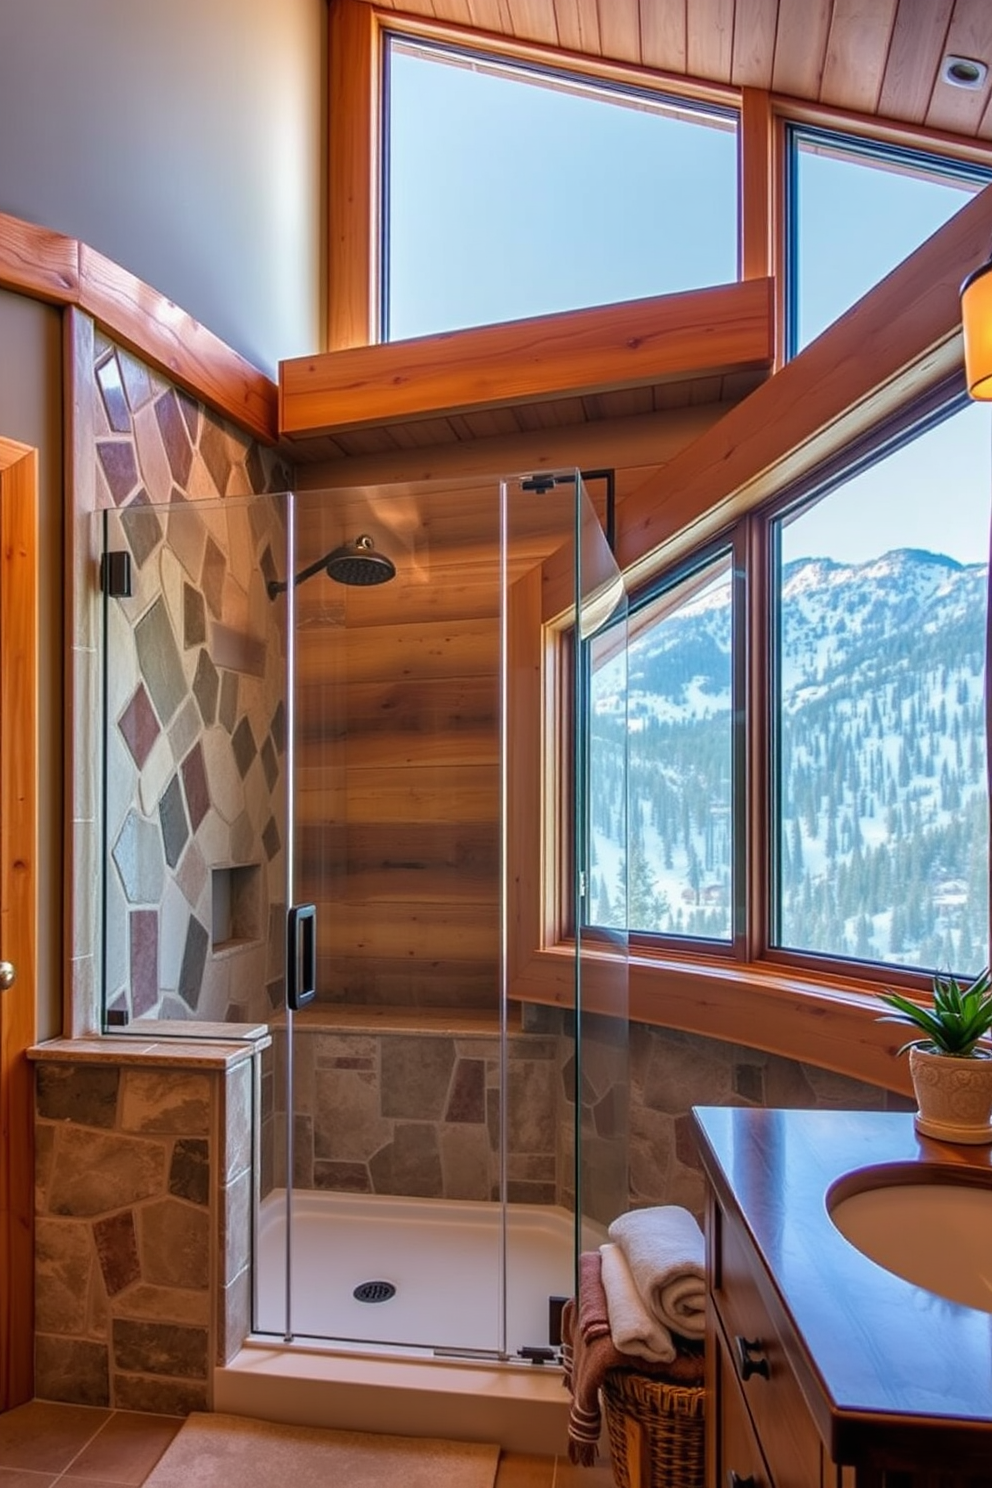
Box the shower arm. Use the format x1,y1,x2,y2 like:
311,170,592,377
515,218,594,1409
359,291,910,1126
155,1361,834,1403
266,551,333,601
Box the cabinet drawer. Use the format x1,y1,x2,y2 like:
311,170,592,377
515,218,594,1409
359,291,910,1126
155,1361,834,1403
714,1215,823,1488
716,1328,773,1488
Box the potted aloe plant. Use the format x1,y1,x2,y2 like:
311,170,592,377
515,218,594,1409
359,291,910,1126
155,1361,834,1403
877,968,992,1144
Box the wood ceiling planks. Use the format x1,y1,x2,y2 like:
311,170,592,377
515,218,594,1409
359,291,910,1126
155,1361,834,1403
362,0,992,142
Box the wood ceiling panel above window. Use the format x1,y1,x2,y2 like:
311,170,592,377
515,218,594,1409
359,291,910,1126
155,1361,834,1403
350,0,992,139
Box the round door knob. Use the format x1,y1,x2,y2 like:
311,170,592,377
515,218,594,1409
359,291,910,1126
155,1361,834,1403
0,961,16,990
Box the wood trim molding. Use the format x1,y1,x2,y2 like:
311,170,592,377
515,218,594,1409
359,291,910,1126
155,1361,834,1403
0,211,277,444
0,437,37,1408
740,87,774,282
281,277,774,437
616,179,992,583
328,0,380,349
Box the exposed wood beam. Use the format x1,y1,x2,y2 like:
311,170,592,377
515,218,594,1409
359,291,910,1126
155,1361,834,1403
0,211,278,445
78,247,277,443
280,277,775,437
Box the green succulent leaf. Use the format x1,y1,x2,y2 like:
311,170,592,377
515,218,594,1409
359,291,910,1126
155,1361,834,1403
876,969,992,1057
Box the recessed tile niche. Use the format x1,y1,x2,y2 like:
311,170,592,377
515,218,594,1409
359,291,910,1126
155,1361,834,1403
211,864,262,952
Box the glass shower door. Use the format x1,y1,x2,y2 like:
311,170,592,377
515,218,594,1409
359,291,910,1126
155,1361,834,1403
272,474,511,1355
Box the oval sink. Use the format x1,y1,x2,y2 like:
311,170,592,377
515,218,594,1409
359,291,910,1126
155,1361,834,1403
827,1163,992,1314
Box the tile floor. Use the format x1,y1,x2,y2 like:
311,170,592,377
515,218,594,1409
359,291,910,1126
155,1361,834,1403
0,1402,616,1487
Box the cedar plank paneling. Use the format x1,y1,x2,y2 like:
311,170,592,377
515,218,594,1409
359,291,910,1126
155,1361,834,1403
877,0,952,125
686,0,734,85
597,0,642,65
731,0,778,90
554,0,601,57
508,0,560,45
771,0,831,99
639,0,687,74
820,0,899,113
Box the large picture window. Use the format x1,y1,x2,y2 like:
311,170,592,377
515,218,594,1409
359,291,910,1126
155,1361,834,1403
384,36,739,342
585,393,991,987
772,400,991,976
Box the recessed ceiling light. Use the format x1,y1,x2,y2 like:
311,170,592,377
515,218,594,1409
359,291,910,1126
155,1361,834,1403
941,54,988,89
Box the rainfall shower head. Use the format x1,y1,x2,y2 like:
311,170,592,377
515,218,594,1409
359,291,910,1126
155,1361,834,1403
325,534,396,587
267,534,396,599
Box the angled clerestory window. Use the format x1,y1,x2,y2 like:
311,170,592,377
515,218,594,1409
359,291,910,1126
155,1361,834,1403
786,126,991,356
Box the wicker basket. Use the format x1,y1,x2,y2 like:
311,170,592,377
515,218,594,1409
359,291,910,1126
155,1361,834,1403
601,1369,705,1488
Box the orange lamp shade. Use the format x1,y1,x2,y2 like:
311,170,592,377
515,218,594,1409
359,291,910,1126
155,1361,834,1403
962,257,992,400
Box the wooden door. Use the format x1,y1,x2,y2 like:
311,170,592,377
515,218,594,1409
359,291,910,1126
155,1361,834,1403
0,437,37,1409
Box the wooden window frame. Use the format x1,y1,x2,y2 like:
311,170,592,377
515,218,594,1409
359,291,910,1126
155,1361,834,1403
509,172,992,1094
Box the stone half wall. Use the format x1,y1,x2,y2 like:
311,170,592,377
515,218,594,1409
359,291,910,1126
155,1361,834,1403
84,330,293,1029
32,1046,258,1413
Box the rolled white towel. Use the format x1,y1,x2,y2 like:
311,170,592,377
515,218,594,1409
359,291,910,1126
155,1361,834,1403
599,1243,677,1363
608,1205,706,1341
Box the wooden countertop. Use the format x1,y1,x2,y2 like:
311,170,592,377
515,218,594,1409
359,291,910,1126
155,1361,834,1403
692,1106,992,1463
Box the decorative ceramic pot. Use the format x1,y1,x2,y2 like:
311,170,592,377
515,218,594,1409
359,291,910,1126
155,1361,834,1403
908,1045,992,1144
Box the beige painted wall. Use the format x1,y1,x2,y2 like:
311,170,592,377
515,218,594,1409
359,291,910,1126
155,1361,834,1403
0,0,325,377
0,289,63,1042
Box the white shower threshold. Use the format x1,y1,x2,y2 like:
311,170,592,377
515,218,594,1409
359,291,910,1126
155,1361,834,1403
215,1189,603,1454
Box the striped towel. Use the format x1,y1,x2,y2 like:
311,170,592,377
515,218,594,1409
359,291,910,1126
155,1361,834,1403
561,1250,704,1467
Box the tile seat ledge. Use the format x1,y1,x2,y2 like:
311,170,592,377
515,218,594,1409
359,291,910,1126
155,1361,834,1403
28,1026,270,1070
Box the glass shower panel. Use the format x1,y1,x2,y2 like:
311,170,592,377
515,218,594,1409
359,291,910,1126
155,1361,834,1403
575,476,629,1254
501,471,592,1360
268,475,510,1354
99,494,294,1035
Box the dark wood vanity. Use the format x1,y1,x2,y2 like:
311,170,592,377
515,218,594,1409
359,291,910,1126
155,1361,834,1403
692,1107,992,1488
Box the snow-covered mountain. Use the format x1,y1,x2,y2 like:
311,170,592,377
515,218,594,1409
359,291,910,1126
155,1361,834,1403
590,548,989,971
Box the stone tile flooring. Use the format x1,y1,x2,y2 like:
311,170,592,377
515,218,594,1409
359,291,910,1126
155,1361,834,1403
0,1402,615,1487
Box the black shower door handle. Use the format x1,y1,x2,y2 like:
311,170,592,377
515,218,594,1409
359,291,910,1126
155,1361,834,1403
287,904,316,1009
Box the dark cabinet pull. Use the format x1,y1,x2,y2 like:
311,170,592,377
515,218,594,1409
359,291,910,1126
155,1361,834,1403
734,1334,770,1380
727,1473,758,1488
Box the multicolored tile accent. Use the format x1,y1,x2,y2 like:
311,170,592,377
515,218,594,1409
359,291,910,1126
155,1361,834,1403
93,332,291,1027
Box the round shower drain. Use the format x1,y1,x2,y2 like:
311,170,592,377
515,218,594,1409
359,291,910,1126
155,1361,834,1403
353,1280,396,1304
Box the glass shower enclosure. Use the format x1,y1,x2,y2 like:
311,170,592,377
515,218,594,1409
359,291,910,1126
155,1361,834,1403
99,469,628,1364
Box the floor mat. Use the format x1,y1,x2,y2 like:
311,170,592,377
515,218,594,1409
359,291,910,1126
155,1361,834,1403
142,1411,500,1488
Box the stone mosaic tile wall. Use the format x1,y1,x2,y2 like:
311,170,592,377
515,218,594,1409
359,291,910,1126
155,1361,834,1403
261,1012,629,1229
263,1027,564,1206
261,1014,911,1231
34,1053,255,1413
92,333,292,1027
627,1023,915,1218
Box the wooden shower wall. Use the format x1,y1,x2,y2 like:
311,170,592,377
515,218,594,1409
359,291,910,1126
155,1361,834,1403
293,479,580,1010
294,481,503,1009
